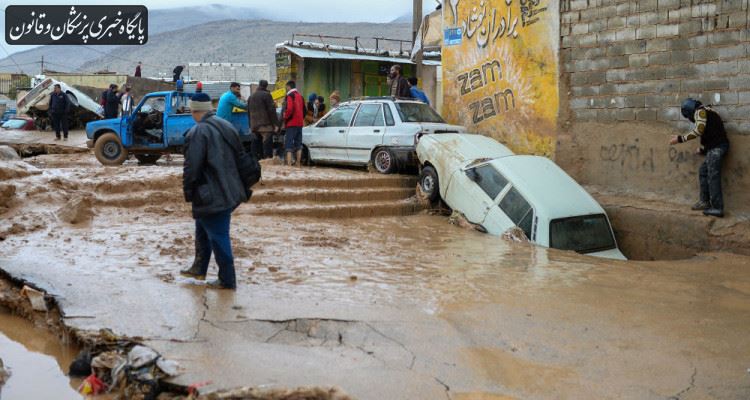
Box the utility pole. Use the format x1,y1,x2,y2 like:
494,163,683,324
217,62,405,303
40,55,44,74
412,0,424,78
412,0,423,44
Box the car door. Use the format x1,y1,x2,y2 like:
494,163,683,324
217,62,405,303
306,104,357,162
444,162,509,227
164,93,194,146
347,103,386,164
493,186,535,240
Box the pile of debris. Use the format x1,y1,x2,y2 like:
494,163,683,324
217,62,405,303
70,339,181,398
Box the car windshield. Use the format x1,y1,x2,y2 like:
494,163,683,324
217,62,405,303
549,214,616,254
395,102,445,123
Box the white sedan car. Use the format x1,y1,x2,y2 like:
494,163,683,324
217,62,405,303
417,133,627,260
302,98,465,173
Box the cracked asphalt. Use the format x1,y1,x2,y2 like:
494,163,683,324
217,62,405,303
1,152,750,399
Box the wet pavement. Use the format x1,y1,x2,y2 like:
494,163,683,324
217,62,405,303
0,308,81,399
1,153,750,399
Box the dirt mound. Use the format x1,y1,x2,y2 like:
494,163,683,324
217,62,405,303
57,195,95,224
0,146,20,161
0,184,16,212
202,386,351,400
0,161,41,180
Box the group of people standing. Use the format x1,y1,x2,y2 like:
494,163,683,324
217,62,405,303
100,84,134,119
213,80,343,168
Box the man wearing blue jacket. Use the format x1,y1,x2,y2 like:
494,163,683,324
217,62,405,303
408,77,430,105
216,82,247,121
48,84,70,141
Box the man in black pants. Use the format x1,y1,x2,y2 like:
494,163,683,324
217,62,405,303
48,84,70,141
670,98,730,218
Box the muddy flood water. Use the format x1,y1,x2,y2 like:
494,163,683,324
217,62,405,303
0,307,80,399
1,152,750,399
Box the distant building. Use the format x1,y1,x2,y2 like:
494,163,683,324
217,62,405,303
275,35,441,111
187,63,270,83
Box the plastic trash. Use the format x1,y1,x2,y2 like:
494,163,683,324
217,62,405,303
78,373,107,395
68,350,92,377
20,285,47,311
156,358,181,377
127,345,159,369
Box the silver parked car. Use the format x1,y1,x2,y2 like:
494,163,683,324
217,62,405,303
302,98,465,173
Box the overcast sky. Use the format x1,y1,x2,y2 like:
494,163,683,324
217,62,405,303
1,0,438,55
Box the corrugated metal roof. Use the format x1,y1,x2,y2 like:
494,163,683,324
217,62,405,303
282,46,441,66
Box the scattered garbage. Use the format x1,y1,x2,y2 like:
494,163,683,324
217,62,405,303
502,226,530,243
156,358,181,377
20,285,47,311
128,345,159,369
78,373,108,395
69,350,92,377
68,338,181,398
448,210,476,231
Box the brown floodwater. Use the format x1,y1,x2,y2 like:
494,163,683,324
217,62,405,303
2,154,750,399
0,307,81,400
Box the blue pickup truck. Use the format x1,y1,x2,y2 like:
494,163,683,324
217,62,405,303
86,91,250,166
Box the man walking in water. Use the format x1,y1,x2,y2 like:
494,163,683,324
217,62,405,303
670,98,730,218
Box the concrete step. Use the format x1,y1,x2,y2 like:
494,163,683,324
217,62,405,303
252,187,415,204
241,198,423,218
257,176,417,190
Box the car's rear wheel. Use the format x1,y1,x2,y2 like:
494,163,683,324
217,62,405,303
372,147,396,174
419,166,440,204
135,154,161,165
94,132,128,166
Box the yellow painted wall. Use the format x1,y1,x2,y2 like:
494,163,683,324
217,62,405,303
442,0,558,156
44,74,128,89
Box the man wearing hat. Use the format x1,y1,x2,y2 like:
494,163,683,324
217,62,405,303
181,93,249,289
670,98,730,218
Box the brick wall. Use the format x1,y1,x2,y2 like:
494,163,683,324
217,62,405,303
560,0,750,134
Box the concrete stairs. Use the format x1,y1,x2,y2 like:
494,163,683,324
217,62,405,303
244,175,421,218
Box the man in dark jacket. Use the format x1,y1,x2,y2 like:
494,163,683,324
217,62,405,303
104,84,121,119
173,65,184,83
135,61,142,77
247,80,279,159
670,98,730,218
389,65,412,99
48,84,70,141
180,93,249,290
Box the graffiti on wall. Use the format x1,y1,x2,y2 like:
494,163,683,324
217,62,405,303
443,0,558,156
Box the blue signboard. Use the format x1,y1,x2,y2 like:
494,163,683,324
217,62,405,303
444,27,463,46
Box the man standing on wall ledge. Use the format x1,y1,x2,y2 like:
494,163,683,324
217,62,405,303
670,98,730,218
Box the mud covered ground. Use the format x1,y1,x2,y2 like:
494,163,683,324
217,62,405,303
1,151,750,399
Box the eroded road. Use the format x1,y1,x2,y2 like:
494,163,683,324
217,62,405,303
1,151,749,399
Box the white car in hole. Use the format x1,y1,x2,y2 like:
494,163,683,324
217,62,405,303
416,133,627,260
302,98,465,173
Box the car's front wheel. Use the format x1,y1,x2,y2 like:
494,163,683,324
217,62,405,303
419,165,440,204
372,147,396,174
94,132,128,166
